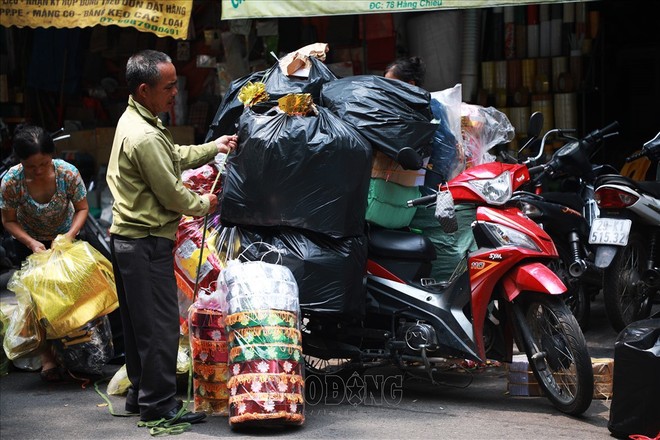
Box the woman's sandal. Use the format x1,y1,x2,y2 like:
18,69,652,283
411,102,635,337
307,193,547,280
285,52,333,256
40,367,66,383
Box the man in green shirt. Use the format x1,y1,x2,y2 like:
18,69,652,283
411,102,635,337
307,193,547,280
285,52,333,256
106,49,237,425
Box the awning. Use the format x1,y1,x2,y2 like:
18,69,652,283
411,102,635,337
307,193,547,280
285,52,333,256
0,0,192,40
221,0,588,20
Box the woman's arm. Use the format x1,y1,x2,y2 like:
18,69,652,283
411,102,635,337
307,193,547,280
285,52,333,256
64,197,89,242
0,207,46,253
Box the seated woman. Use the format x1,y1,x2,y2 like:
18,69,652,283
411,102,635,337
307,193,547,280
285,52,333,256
0,124,89,382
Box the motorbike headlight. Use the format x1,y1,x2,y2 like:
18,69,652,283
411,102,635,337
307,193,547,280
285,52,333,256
482,221,541,252
468,171,512,205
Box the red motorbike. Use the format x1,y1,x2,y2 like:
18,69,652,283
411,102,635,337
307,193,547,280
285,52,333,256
302,113,594,415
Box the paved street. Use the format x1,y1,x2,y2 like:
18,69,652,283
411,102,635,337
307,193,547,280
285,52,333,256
0,275,632,439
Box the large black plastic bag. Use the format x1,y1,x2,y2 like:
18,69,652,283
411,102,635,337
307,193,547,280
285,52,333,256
220,105,372,239
220,226,367,317
608,318,660,439
320,75,437,159
206,57,337,140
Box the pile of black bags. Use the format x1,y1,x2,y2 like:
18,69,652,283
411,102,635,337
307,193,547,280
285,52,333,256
206,58,435,316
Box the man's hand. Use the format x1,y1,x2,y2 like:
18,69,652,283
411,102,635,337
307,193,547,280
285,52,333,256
215,134,238,154
206,193,219,213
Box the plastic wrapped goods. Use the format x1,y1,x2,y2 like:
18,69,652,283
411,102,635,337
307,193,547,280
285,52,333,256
51,314,114,375
461,104,515,167
2,288,45,360
216,226,367,317
219,260,304,427
206,56,337,139
189,300,229,416
220,105,372,239
424,84,464,189
320,75,437,159
7,235,118,339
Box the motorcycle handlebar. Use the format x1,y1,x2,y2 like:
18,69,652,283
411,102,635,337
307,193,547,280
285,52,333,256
582,121,619,148
407,193,437,207
527,164,545,175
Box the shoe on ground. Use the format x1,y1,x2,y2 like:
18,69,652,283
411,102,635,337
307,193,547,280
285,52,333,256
140,404,206,424
125,401,139,413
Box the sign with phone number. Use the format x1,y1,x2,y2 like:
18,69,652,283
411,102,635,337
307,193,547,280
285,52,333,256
0,0,192,40
222,0,582,19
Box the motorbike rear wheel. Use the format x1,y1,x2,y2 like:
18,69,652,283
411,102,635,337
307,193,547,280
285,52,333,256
517,293,593,415
603,232,655,332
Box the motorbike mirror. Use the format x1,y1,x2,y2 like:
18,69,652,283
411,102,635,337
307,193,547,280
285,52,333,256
518,112,545,156
527,112,544,139
396,147,424,171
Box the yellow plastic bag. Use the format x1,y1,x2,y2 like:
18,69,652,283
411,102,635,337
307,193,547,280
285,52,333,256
8,235,119,339
2,286,46,360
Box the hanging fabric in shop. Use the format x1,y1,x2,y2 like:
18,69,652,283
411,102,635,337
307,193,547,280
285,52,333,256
1,0,193,40
221,1,593,20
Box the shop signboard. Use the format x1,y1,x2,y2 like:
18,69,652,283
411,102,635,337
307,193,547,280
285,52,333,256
221,0,589,19
0,0,193,40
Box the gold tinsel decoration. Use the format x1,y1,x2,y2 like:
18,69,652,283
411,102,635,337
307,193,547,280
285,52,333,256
238,82,269,107
277,93,316,116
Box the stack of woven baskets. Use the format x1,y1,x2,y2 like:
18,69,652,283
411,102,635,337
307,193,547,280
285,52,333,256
220,260,305,427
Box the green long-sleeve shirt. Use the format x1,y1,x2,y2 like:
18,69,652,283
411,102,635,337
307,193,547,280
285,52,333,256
107,95,218,240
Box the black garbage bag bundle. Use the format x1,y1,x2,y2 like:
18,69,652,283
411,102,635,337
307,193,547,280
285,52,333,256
217,226,368,317
320,75,437,159
608,318,660,439
220,104,372,239
206,57,337,139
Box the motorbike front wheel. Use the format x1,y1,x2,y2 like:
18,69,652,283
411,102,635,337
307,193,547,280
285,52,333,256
516,293,593,415
603,232,655,332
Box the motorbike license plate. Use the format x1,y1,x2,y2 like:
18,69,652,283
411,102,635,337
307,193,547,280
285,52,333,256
588,218,632,246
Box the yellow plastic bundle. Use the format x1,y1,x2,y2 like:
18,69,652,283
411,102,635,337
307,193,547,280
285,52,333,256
2,288,45,360
8,235,119,339
277,93,316,116
238,81,269,107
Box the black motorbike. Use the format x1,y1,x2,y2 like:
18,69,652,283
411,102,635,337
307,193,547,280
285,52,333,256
504,116,619,330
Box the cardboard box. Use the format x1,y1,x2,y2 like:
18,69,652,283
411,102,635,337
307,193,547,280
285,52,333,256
507,357,615,399
592,357,614,400
371,150,427,187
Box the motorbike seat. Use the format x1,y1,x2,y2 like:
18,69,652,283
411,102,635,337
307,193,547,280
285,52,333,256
368,228,436,261
596,174,660,199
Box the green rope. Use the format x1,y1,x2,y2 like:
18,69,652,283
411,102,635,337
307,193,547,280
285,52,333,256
93,377,137,418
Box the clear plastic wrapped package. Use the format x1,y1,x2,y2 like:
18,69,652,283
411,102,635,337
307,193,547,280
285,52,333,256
220,259,305,427
461,103,515,168
2,286,45,361
188,288,229,416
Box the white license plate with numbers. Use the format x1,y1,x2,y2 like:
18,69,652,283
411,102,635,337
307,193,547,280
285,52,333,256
588,218,632,246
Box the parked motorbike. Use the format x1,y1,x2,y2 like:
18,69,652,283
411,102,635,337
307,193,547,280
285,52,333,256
302,116,594,416
591,132,660,332
509,118,621,330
